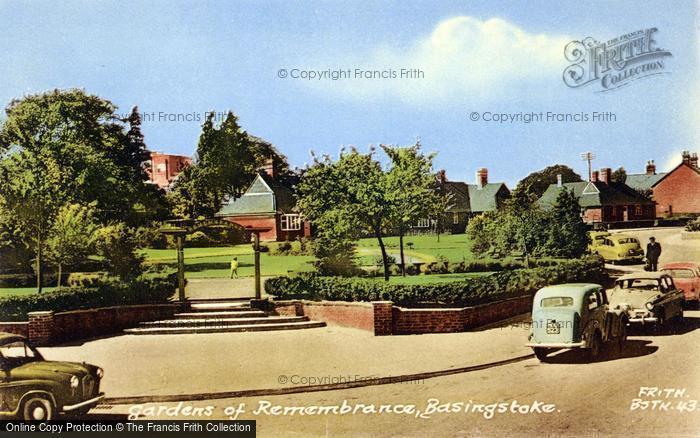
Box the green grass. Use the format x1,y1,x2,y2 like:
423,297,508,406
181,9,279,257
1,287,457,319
139,233,476,279
0,287,58,298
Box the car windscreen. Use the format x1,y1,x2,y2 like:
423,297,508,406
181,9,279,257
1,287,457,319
0,341,37,360
661,269,694,279
617,279,659,290
540,296,574,307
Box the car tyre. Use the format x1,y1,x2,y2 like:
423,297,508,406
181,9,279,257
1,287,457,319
587,332,602,361
616,322,627,355
533,348,550,362
21,395,55,421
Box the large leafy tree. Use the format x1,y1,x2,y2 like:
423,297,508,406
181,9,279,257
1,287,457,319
546,188,589,258
45,203,99,287
611,166,627,183
169,112,288,218
383,142,440,275
515,164,583,199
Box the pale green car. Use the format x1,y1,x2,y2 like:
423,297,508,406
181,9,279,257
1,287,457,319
591,234,644,263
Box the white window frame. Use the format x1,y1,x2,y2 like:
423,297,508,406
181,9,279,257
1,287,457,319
414,218,431,228
280,214,302,231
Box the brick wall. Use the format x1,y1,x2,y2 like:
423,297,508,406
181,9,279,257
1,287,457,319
393,308,464,334
272,300,374,331
0,321,29,337
653,164,700,216
25,304,178,346
223,216,278,241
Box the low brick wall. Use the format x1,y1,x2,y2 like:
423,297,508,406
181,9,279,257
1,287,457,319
270,295,532,336
26,304,178,346
0,321,29,337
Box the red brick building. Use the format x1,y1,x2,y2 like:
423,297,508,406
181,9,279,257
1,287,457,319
627,151,700,217
146,152,192,190
216,162,311,241
539,167,655,224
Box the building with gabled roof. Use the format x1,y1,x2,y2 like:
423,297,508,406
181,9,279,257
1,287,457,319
626,151,700,217
216,160,310,241
538,167,655,224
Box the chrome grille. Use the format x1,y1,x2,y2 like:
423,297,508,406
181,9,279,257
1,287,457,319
82,375,96,398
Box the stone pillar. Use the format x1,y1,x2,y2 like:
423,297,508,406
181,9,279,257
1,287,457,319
372,301,394,336
28,311,55,346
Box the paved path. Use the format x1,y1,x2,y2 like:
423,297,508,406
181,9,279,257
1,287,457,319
93,311,700,437
185,277,273,300
40,321,531,399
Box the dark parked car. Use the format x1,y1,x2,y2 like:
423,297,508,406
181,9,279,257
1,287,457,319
608,272,684,327
0,333,104,420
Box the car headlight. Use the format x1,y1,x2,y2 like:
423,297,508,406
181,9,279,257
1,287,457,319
70,375,80,388
645,302,654,311
96,367,104,379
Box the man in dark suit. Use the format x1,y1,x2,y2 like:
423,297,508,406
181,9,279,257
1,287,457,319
646,237,662,271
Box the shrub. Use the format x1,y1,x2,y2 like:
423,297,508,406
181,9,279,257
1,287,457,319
686,217,700,232
0,271,178,321
274,241,294,255
66,272,105,288
265,257,608,307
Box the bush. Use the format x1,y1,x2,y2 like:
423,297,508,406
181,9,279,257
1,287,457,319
273,241,294,255
686,218,700,232
0,272,178,321
265,257,608,307
66,272,106,288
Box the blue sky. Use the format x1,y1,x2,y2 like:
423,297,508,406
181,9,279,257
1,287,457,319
1,0,697,186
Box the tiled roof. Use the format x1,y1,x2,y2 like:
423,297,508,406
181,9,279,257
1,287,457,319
625,173,667,191
538,181,653,209
216,172,296,217
444,181,509,213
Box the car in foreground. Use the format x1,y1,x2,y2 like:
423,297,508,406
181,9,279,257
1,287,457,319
661,262,700,307
591,234,644,264
0,333,104,420
526,283,627,361
607,272,684,327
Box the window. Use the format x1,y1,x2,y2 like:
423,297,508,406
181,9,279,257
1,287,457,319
540,297,574,308
280,214,302,231
414,218,431,228
635,205,643,216
452,212,459,225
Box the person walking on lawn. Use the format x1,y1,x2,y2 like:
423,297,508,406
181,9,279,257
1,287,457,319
646,237,662,272
230,257,239,279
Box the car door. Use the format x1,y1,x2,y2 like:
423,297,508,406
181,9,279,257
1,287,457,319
597,239,613,260
584,290,606,338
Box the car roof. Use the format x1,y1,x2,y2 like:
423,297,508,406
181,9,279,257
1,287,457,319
610,234,638,240
661,262,699,269
617,272,669,281
535,283,601,299
0,332,27,346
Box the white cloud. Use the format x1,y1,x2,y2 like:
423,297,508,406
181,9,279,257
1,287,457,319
304,17,571,104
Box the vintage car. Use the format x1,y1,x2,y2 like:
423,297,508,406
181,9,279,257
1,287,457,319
591,234,644,263
587,230,611,253
661,262,700,306
0,333,104,420
526,283,627,361
607,272,684,327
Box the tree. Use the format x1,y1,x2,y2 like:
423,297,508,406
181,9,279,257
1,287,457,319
297,148,395,281
45,203,99,287
515,165,583,199
94,223,144,280
611,167,627,183
382,143,440,275
546,188,589,258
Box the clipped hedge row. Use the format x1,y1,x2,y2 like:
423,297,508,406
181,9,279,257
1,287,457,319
265,257,608,307
0,272,178,321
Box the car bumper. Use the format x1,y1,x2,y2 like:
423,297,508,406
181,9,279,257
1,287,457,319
526,342,586,349
628,316,658,323
62,393,105,412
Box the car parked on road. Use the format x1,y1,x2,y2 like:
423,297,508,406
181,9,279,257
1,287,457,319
588,230,611,253
661,262,700,307
0,333,104,420
607,272,684,327
591,234,644,264
526,283,627,362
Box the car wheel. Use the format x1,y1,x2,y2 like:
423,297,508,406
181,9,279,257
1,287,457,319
21,395,54,421
617,322,627,354
653,313,665,334
587,332,602,361
674,311,684,324
533,348,550,362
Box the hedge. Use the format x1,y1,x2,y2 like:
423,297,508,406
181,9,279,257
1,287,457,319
0,272,178,321
264,257,609,307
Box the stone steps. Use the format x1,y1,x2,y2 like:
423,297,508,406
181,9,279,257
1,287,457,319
139,316,309,328
124,320,326,335
174,310,267,319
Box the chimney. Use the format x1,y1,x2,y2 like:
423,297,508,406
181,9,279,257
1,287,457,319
690,153,698,169
437,169,447,185
476,168,488,189
646,160,656,175
599,167,612,184
556,174,563,187
682,150,691,166
591,170,599,183
261,157,277,179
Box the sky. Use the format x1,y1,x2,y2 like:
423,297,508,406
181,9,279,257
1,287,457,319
0,0,698,187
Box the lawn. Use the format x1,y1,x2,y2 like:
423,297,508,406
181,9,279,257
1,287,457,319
139,233,477,279
0,287,57,298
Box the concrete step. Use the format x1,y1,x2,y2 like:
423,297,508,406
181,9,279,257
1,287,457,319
189,302,252,311
139,316,309,328
124,321,327,335
174,310,267,319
